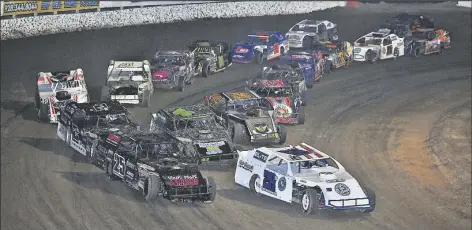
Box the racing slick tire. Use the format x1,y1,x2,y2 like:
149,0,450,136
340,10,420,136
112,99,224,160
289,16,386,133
202,62,211,78
360,187,376,213
302,188,320,215
301,91,307,106
298,107,306,124
302,36,313,49
306,77,314,89
140,90,151,107
393,48,400,59
366,50,378,64
254,50,264,65
100,86,110,101
277,125,287,145
249,174,262,196
177,75,185,92
143,174,161,201
280,47,285,58
105,160,118,181
37,102,49,121
87,140,98,165
232,123,250,144
413,47,422,57
205,177,217,203
439,46,445,55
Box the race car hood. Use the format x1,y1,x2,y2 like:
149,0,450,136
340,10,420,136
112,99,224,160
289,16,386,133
265,97,292,108
294,170,367,200
175,128,229,143
244,117,277,135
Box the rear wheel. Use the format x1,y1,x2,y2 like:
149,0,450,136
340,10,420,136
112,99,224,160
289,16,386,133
202,62,210,78
302,36,313,49
254,50,264,65
37,102,49,121
140,90,151,107
106,161,117,181
439,46,445,55
393,48,399,59
277,125,287,144
100,86,110,101
205,177,217,203
298,107,306,124
177,76,185,92
413,47,421,57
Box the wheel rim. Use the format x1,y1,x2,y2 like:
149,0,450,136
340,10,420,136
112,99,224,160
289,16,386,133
302,193,310,211
254,177,261,194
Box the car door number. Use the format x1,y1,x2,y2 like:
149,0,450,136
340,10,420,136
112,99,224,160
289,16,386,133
113,153,125,177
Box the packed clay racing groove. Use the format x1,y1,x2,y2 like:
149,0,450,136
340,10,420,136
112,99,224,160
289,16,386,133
1,3,470,230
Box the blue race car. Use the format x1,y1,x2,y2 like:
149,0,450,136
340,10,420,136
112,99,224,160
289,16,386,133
232,30,289,65
282,49,324,88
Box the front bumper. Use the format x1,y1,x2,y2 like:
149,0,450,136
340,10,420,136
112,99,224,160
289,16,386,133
251,133,280,144
289,40,303,48
353,54,366,62
275,114,300,124
153,81,177,89
199,151,238,164
323,198,371,210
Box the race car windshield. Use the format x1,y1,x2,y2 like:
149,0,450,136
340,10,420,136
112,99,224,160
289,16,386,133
141,142,183,160
234,99,264,110
152,55,185,66
175,116,217,130
358,37,382,45
105,114,129,124
292,158,339,173
110,70,145,79
266,88,293,97
291,25,317,33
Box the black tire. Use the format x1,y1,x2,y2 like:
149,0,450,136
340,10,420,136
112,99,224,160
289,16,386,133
249,174,262,196
37,102,49,121
413,47,421,57
301,188,320,215
246,78,254,87
280,46,285,58
301,91,307,106
232,123,249,144
298,107,305,124
254,50,264,65
360,187,376,213
106,161,117,181
143,174,160,201
177,75,185,92
202,62,210,78
87,140,98,164
205,177,217,202
100,86,110,101
140,90,151,107
439,46,445,55
330,62,335,71
302,36,313,49
277,125,287,144
306,77,314,89
366,50,377,64
393,47,399,59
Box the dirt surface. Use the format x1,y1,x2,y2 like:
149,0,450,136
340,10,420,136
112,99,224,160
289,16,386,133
1,3,471,230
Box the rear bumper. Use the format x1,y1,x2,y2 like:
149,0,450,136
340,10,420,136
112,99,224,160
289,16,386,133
199,151,238,164
165,184,212,201
232,55,253,64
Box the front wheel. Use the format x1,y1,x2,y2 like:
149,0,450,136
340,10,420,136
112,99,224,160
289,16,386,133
177,76,185,92
249,174,262,196
202,62,210,78
143,174,160,201
277,125,287,145
393,47,399,59
140,90,151,107
301,188,320,215
366,50,378,64
254,50,264,65
360,187,376,213
298,107,306,124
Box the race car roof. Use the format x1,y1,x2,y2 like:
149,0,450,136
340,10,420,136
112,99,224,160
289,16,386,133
299,19,323,25
163,104,214,119
222,91,257,101
113,61,144,70
256,143,330,162
154,50,185,57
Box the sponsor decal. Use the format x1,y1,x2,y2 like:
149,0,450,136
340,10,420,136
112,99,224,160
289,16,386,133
199,141,224,155
235,46,249,53
106,133,121,145
278,177,286,191
168,175,199,187
238,160,254,172
253,150,269,163
252,123,271,134
334,183,351,196
2,1,99,16
274,104,292,118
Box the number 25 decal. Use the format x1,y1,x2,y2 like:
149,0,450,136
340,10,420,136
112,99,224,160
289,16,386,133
113,153,125,177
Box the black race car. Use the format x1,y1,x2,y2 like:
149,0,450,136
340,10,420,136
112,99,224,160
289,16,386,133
56,100,139,161
404,29,452,57
94,132,217,202
380,13,434,37
188,40,232,78
204,90,287,146
149,104,237,164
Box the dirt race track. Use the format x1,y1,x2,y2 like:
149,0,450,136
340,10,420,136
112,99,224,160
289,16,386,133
1,3,471,230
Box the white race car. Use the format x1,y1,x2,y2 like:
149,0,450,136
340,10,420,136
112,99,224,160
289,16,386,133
35,69,89,123
235,143,376,215
353,29,405,64
286,19,339,48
